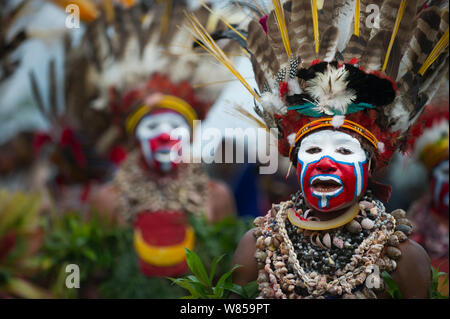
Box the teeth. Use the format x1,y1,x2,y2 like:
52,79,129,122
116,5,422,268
155,150,172,162
310,176,342,186
310,176,343,195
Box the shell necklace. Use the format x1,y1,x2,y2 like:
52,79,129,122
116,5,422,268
253,193,413,299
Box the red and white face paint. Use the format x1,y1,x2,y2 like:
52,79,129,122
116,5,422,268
296,130,369,212
430,159,449,217
135,110,190,173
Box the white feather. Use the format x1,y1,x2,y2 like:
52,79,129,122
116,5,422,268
261,92,286,115
389,97,411,133
331,115,346,128
377,142,385,153
334,0,357,53
287,133,296,147
305,65,356,115
288,78,302,95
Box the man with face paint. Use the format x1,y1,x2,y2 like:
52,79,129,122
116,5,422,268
408,96,449,296
90,2,237,277
187,0,449,299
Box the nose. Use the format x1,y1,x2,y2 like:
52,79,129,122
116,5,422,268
315,157,338,174
158,133,171,143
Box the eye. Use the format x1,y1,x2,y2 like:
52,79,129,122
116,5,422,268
306,147,322,154
337,147,353,155
147,123,158,130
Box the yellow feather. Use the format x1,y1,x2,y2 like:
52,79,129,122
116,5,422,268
354,0,360,37
419,28,449,75
184,13,261,103
382,0,407,72
200,1,247,41
311,0,319,54
272,0,292,57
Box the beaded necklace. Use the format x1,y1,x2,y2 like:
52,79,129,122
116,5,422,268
114,151,209,221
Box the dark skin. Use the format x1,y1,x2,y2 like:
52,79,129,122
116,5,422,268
231,142,431,298
231,228,431,299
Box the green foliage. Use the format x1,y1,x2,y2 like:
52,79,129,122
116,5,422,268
38,210,126,298
101,214,253,299
98,230,185,299
381,271,403,299
189,214,253,277
170,248,258,299
383,266,450,299
0,190,49,298
429,265,449,299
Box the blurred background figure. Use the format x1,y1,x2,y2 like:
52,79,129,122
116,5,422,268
407,81,449,295
85,0,239,278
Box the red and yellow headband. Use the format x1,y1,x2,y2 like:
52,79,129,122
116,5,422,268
419,137,449,170
126,95,198,135
288,117,380,158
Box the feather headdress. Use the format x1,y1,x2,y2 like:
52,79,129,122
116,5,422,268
68,0,237,134
0,0,30,84
30,1,238,181
188,0,449,170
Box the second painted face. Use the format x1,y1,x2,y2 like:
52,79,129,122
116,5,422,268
296,130,369,212
135,110,190,173
430,159,449,217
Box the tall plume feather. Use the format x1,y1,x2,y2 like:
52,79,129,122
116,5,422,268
247,20,280,88
267,11,289,66
288,0,316,66
386,5,449,132
343,0,383,62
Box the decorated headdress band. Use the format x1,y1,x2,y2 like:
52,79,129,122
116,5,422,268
410,84,449,171
125,95,198,135
288,117,380,158
419,137,449,169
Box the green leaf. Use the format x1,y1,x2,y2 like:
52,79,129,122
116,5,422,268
169,277,207,299
82,248,97,261
213,264,241,298
209,254,225,283
381,271,403,299
185,248,210,286
223,282,244,296
243,281,259,299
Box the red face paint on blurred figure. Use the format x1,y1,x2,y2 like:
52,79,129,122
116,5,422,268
135,110,190,173
296,130,369,212
430,159,449,217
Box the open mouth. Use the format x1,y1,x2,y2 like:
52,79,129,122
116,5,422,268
154,149,173,163
310,176,343,194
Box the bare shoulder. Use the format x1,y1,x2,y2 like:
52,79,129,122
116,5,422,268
90,183,124,225
390,239,431,299
231,229,258,287
206,179,236,222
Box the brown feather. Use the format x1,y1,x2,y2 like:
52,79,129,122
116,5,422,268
247,20,280,86
319,26,339,62
267,11,289,66
288,0,316,66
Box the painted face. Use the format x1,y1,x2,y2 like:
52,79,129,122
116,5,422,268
135,110,189,173
297,130,369,212
430,159,449,217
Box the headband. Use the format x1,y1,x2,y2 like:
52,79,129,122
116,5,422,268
126,95,198,135
288,117,380,158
